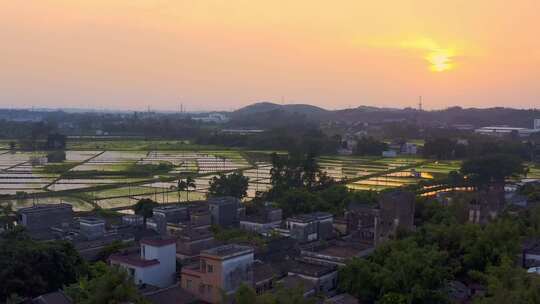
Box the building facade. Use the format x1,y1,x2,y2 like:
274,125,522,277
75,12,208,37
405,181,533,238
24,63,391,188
181,244,254,303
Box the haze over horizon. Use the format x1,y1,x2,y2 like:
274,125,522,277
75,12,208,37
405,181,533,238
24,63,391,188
1,1,539,111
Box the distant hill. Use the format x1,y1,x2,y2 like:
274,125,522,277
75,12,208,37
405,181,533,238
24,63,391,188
233,102,328,117
230,103,540,129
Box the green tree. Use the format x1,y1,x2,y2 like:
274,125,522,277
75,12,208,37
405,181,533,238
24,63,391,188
339,239,451,304
232,282,315,304
461,154,525,188
473,257,540,304
177,176,196,202
235,283,257,304
64,263,148,304
208,172,249,199
0,228,87,301
353,137,389,156
132,198,158,228
275,188,323,217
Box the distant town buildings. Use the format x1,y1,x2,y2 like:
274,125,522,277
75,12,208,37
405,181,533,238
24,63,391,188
474,119,540,137
191,113,229,123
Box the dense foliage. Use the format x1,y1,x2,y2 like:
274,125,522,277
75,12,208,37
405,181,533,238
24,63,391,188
64,262,148,304
233,283,316,304
0,228,87,301
339,197,540,303
208,172,250,199
461,154,526,187
353,137,389,156
132,198,159,227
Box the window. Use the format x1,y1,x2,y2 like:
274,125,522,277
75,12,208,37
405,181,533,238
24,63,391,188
186,280,192,289
207,264,214,273
207,285,213,293
201,260,207,272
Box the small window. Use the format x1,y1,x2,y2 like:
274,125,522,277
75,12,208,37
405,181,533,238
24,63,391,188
186,280,192,289
207,264,214,273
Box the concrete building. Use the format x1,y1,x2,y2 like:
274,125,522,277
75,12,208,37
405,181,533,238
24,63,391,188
153,205,189,234
522,240,540,269
277,275,317,298
468,184,506,224
382,150,397,158
181,244,254,303
284,212,334,243
475,121,540,137
240,207,282,233
346,190,415,246
400,142,418,155
110,237,177,288
208,197,243,227
288,258,338,295
300,241,374,266
79,217,106,240
17,204,73,238
122,214,144,227
175,228,217,261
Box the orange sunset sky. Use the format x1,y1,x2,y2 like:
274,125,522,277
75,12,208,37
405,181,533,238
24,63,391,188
0,1,539,111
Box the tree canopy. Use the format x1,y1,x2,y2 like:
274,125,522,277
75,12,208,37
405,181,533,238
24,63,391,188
132,198,158,227
0,228,87,301
208,172,250,199
64,262,148,304
461,154,526,187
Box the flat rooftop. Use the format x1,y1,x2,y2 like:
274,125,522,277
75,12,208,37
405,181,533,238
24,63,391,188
288,212,333,223
140,237,176,247
79,217,105,224
18,203,72,214
289,259,337,277
315,243,373,259
201,244,253,259
153,205,187,212
207,197,240,206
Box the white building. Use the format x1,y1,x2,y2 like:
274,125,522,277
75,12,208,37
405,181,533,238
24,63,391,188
475,119,540,137
110,237,176,288
400,143,418,155
192,113,229,123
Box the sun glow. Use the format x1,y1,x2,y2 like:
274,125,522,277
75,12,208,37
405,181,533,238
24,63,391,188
426,50,454,72
399,38,456,72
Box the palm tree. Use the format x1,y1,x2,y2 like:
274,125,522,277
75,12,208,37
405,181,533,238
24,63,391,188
177,176,196,203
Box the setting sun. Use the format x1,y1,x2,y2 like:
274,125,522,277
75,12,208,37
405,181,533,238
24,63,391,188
427,50,454,72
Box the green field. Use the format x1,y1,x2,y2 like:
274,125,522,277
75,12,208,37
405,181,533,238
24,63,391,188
2,140,538,211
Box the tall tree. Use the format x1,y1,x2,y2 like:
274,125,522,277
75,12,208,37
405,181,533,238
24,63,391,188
208,172,249,199
132,198,158,228
461,154,526,188
177,176,196,202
